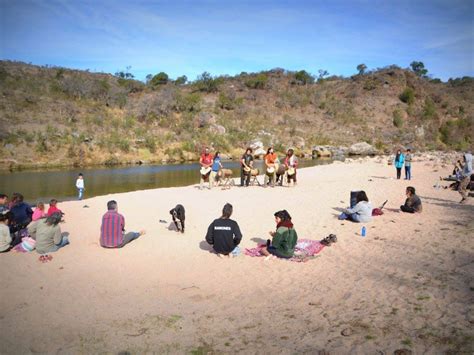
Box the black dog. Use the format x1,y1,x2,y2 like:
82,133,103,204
169,204,185,233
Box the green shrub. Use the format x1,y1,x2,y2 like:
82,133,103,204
422,97,436,120
217,92,243,110
294,70,314,85
245,73,268,89
439,117,472,149
150,72,169,87
175,75,187,85
175,92,201,112
399,87,415,104
392,109,404,128
194,72,221,93
144,136,156,153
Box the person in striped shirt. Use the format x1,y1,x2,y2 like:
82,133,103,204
100,200,145,248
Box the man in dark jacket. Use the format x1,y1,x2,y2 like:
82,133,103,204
205,203,242,257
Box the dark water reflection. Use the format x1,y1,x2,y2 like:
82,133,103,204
0,159,333,203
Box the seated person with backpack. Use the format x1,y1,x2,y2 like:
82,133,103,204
339,191,372,223
400,186,422,213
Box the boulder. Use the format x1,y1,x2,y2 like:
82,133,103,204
249,140,264,150
349,142,377,155
209,124,226,135
197,112,216,128
312,146,332,158
254,148,266,157
415,126,425,139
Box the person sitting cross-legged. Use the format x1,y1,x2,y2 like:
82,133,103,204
100,200,145,248
400,186,422,213
205,203,242,257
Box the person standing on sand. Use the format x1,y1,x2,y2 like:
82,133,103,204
404,149,413,180
205,203,242,257
284,148,298,186
100,200,145,248
199,147,213,190
240,148,254,187
260,210,298,259
264,147,278,187
76,173,85,200
400,186,422,213
210,151,223,188
458,152,472,204
394,149,405,180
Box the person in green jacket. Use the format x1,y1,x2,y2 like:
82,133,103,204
261,210,298,259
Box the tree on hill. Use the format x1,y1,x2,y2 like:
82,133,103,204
356,63,367,75
317,69,329,81
410,61,428,77
175,75,187,85
150,72,169,87
294,70,314,85
115,65,134,79
194,72,221,92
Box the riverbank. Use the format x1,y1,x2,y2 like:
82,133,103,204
0,155,473,353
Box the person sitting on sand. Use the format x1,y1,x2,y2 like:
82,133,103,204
205,203,242,257
32,202,47,221
9,193,33,232
264,147,278,187
0,212,13,253
28,212,69,254
400,186,422,213
340,191,372,223
0,194,8,214
47,199,63,217
260,210,298,259
100,200,145,248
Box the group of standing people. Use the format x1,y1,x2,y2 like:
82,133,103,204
394,148,413,180
199,147,299,189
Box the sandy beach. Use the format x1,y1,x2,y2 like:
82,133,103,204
1,156,473,354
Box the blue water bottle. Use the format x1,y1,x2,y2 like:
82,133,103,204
361,226,366,237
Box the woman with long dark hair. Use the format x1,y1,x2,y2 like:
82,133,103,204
394,149,405,180
260,210,298,259
340,191,372,223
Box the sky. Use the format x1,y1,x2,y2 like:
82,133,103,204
0,0,473,81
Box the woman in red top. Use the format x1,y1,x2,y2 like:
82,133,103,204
199,147,213,190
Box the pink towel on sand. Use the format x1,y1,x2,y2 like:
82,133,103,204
244,239,325,262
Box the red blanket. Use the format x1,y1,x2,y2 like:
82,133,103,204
244,239,325,262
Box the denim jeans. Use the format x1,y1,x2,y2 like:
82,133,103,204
77,188,84,200
405,166,411,180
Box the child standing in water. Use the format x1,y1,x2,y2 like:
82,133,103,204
76,173,85,200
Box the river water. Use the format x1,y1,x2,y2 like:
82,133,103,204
0,159,333,203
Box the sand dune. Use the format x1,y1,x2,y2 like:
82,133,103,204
1,156,473,354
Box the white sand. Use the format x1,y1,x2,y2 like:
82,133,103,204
1,157,473,353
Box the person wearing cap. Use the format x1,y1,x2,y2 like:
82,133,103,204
199,147,213,190
28,212,69,254
205,203,242,257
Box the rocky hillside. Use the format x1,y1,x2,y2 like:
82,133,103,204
0,61,473,169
